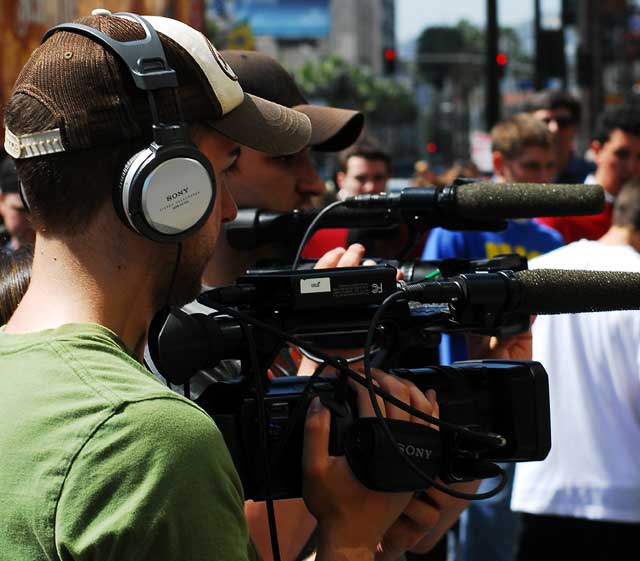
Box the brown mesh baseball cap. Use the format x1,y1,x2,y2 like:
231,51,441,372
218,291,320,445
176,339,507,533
221,50,364,152
4,12,311,160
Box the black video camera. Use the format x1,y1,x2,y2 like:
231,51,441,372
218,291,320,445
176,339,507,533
148,264,552,500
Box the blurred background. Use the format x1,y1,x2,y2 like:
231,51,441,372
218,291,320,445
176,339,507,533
2,0,639,181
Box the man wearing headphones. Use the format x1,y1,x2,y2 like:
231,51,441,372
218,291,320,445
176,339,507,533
0,11,440,561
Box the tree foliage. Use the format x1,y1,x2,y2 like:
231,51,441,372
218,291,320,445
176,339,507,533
416,21,483,90
416,19,531,89
293,55,417,123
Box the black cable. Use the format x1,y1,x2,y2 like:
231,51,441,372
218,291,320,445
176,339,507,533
210,302,507,500
239,318,282,561
291,199,347,270
164,243,183,309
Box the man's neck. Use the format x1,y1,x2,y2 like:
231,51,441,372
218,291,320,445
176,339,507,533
202,237,257,287
599,225,634,247
202,236,289,288
594,168,618,197
5,235,159,355
557,148,572,173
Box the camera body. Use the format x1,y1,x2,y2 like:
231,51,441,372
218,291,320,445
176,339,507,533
195,360,550,501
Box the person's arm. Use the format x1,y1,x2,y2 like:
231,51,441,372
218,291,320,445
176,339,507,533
403,480,481,556
465,317,534,362
245,499,316,561
56,398,253,561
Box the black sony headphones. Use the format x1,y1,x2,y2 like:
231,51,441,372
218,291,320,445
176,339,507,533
39,12,216,243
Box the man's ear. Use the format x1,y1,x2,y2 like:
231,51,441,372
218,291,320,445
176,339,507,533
590,140,606,166
335,171,345,189
492,151,504,177
591,140,603,160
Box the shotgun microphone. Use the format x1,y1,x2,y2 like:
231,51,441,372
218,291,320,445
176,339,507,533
344,182,605,220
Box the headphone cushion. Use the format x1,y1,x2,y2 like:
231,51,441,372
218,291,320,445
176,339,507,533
114,149,148,227
120,144,216,243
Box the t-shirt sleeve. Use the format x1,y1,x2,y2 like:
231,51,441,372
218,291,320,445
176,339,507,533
536,216,571,243
55,397,255,561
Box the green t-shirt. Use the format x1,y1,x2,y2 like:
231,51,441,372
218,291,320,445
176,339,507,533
0,323,256,561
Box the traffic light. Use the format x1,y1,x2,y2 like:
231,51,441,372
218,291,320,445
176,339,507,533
383,47,396,75
496,52,508,79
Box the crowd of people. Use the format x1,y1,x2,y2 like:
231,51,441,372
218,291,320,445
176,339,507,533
0,10,638,561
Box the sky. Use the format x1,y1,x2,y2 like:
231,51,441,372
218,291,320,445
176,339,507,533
395,0,561,43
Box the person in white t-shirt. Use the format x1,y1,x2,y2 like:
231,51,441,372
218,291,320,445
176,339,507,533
511,179,640,561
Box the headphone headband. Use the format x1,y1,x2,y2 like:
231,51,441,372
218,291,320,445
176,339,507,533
42,13,178,91
39,12,217,243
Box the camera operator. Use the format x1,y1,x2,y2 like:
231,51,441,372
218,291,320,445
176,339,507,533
169,51,539,561
0,12,446,561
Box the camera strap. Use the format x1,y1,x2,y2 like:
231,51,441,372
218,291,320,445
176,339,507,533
344,418,442,492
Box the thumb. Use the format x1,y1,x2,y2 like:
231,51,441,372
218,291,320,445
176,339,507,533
303,397,331,473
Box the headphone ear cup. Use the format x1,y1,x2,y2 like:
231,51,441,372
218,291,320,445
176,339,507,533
117,144,216,243
114,148,148,230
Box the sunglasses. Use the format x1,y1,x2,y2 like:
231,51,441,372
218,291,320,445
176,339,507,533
541,116,576,129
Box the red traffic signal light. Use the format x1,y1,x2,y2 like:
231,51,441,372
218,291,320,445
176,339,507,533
496,52,508,66
426,142,438,154
383,48,397,75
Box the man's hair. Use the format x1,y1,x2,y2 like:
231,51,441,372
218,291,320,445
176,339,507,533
5,95,146,235
528,90,581,122
0,156,20,194
337,140,391,174
0,245,33,325
612,178,640,230
593,104,640,145
491,113,554,160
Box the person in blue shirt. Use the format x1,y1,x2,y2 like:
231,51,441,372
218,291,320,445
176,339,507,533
422,112,564,561
423,112,563,363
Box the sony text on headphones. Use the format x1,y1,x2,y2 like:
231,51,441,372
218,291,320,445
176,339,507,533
39,12,216,243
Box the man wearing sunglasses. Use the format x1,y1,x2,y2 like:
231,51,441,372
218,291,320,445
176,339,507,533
529,90,595,184
536,103,640,243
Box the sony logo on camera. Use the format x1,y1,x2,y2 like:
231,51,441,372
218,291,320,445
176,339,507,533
397,442,433,460
166,187,189,202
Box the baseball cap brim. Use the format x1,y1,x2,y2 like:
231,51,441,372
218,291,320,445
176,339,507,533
295,105,364,152
212,93,312,155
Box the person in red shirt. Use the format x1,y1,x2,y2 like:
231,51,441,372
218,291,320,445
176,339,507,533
537,104,640,242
